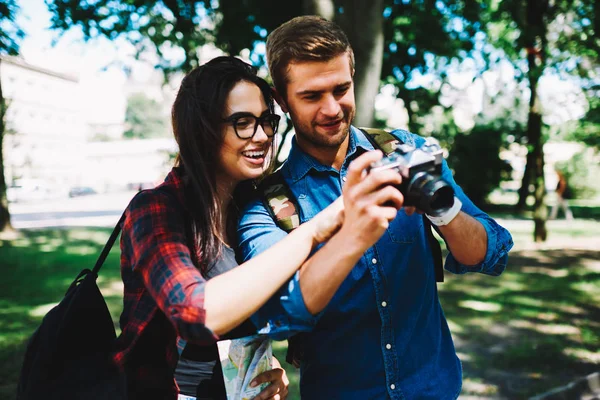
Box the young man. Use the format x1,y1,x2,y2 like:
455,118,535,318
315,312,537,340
238,16,514,399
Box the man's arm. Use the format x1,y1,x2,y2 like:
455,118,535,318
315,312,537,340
238,151,406,328
437,211,487,266
435,156,513,275
394,129,512,275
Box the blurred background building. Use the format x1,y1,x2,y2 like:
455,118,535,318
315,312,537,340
1,55,175,202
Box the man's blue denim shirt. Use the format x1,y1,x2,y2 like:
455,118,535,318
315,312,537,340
238,126,514,400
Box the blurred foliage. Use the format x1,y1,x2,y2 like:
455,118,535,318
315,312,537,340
45,0,214,74
0,0,24,56
43,0,600,218
44,0,488,124
569,94,600,150
123,92,169,139
446,122,516,207
486,0,599,79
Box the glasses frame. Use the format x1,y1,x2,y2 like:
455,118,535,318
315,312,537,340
222,112,281,140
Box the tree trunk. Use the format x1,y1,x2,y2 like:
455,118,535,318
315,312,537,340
303,0,335,20
335,0,384,128
516,148,533,211
524,0,549,242
0,59,14,234
528,107,547,242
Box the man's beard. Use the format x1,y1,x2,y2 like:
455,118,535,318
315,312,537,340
292,109,355,150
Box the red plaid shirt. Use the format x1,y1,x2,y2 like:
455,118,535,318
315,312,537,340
113,167,218,399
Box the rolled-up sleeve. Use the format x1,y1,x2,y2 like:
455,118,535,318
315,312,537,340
439,158,514,276
123,191,218,344
238,198,317,340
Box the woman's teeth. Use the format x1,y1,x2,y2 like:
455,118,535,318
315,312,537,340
242,150,265,159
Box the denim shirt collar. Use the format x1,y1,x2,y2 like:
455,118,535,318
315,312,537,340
285,125,375,183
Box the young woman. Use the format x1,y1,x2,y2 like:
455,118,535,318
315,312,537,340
112,56,344,400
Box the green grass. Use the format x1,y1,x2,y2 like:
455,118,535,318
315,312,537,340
1,216,599,399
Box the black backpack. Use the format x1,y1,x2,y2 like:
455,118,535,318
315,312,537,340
260,128,445,367
16,215,128,400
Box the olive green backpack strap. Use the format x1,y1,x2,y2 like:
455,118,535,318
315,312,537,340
358,127,444,283
359,127,399,156
259,171,306,368
259,172,300,233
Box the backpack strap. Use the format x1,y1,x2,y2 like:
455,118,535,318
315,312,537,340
358,127,444,283
92,212,126,276
259,173,300,233
359,127,401,156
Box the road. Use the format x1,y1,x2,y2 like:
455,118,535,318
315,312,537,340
9,191,139,229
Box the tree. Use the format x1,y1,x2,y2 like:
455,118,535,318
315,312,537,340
569,89,600,149
123,93,169,139
486,0,599,241
0,0,24,235
46,0,485,129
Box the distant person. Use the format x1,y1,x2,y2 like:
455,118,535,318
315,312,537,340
237,16,514,399
550,167,574,220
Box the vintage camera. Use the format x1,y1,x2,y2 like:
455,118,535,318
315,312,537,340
369,141,455,217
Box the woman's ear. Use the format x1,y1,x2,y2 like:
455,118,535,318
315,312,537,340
272,87,289,113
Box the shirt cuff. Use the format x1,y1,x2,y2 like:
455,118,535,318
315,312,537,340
444,216,513,276
280,271,321,327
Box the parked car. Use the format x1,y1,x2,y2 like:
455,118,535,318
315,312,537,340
68,186,97,198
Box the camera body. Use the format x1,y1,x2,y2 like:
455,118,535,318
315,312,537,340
369,141,455,217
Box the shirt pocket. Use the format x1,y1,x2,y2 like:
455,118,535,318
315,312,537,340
386,212,422,244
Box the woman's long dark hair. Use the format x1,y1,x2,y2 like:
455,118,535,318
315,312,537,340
171,56,275,272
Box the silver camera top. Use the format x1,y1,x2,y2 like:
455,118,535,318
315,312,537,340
370,141,444,175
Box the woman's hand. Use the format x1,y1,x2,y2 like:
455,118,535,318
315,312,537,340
250,357,289,400
311,196,345,245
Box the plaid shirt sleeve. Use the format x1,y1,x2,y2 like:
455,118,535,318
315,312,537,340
123,189,218,345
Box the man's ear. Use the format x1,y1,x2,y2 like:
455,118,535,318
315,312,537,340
271,87,289,113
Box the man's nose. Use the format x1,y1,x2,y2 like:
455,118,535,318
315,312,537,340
320,94,342,117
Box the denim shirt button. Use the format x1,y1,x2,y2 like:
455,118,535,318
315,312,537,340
390,384,396,390
381,301,387,307
342,176,347,182
372,258,377,264
386,343,392,350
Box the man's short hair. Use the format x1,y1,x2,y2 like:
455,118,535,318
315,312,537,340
266,15,355,97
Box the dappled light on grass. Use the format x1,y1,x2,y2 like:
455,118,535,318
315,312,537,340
564,348,600,363
508,320,580,335
64,244,99,255
440,247,600,398
446,319,464,333
510,295,545,308
462,378,500,396
459,300,502,312
67,229,118,246
1,222,598,400
28,302,58,318
521,266,570,277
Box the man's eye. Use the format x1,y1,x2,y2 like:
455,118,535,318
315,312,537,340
335,87,349,96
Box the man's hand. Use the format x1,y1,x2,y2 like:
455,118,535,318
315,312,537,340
250,357,289,400
340,150,404,252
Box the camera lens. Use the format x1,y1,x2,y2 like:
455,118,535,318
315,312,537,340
408,172,454,216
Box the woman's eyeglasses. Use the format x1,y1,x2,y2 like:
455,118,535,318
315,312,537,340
222,113,281,139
